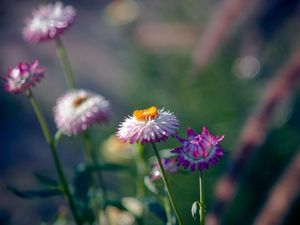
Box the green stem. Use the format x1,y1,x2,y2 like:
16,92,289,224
82,131,94,167
83,131,109,202
136,142,146,198
199,171,205,225
55,37,76,89
82,132,99,225
54,129,63,148
50,142,82,225
82,131,111,225
27,90,51,145
151,143,184,225
135,142,146,225
27,90,82,225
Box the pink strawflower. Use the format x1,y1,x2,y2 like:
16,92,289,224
151,157,178,181
54,89,111,136
171,126,224,171
2,60,45,94
23,1,76,43
117,106,179,144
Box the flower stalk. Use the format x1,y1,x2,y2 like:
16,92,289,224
136,142,146,197
82,131,111,225
199,171,205,225
55,37,76,89
27,90,82,225
151,143,184,225
83,131,110,204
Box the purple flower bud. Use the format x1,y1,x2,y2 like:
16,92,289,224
172,126,224,171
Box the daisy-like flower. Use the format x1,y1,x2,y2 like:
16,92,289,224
2,60,45,94
171,126,224,171
117,106,179,144
23,1,76,43
54,89,111,136
151,157,178,181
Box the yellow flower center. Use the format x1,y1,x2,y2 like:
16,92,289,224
73,96,88,108
133,106,158,121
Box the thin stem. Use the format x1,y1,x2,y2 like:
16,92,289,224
54,129,63,148
55,37,76,89
83,131,109,202
82,131,111,225
136,142,146,198
27,90,82,225
82,132,99,225
50,142,82,225
151,143,184,225
199,171,205,225
82,131,94,167
135,142,146,225
27,90,51,144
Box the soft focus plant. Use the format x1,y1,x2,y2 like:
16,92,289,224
1,2,228,225
172,127,224,225
3,0,300,225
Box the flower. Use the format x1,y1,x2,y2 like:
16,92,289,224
23,1,76,43
151,157,178,181
2,60,45,94
171,126,224,171
116,106,179,144
121,197,143,217
54,89,111,136
101,135,136,163
100,206,135,225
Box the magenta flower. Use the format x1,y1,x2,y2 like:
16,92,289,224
171,126,224,171
54,89,111,136
117,106,179,144
151,157,178,181
23,2,76,43
2,60,45,94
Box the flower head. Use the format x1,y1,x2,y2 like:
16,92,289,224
54,89,111,136
117,106,179,144
151,157,178,181
23,1,76,43
102,206,135,225
102,135,136,164
2,60,45,94
171,126,224,171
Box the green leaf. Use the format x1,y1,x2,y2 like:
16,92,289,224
34,172,59,187
7,186,63,199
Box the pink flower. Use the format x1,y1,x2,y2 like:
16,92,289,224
117,106,179,144
172,126,224,171
54,89,111,136
151,157,178,181
2,60,45,94
23,2,76,43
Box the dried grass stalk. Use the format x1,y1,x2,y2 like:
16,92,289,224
206,51,300,225
253,149,300,225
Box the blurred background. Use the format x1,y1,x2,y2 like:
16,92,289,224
1,0,300,224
